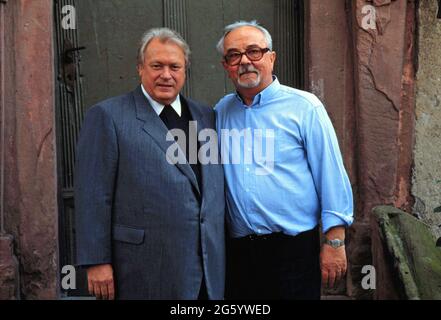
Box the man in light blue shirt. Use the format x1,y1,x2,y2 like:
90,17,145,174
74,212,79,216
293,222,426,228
215,21,353,299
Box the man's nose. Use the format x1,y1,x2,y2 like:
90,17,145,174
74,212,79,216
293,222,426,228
239,53,252,65
160,67,172,79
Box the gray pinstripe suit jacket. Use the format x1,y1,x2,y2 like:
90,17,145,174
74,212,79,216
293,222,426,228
74,86,225,299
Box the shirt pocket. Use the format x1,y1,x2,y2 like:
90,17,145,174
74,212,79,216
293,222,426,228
275,130,305,164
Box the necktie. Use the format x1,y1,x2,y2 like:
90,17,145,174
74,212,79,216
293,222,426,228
158,102,202,190
159,104,184,151
159,104,179,127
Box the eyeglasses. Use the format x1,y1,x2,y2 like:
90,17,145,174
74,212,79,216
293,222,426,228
224,47,271,66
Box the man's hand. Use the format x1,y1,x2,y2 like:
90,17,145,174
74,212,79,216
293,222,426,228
320,244,347,288
320,226,347,289
87,264,115,300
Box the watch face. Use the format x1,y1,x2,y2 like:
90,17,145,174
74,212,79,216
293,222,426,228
329,239,344,248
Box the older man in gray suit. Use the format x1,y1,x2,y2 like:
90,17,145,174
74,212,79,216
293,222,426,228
74,28,225,300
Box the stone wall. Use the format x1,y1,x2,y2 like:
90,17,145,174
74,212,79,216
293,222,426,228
1,0,59,299
0,235,19,299
412,0,441,239
307,0,417,299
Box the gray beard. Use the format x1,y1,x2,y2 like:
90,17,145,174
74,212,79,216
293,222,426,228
237,72,261,89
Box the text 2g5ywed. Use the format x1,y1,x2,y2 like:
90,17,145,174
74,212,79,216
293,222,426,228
214,304,271,315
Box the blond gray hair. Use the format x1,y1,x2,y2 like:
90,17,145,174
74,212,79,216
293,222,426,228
137,27,191,67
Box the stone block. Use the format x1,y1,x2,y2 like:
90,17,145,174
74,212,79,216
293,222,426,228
0,234,19,299
372,205,441,299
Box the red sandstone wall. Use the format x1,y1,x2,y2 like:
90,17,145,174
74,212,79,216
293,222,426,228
306,0,416,299
2,0,58,299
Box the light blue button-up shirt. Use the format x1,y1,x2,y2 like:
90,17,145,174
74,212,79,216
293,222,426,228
215,77,354,238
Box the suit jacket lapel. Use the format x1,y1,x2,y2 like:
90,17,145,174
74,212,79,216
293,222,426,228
132,86,201,196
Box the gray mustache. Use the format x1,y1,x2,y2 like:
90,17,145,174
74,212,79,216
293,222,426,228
238,65,259,76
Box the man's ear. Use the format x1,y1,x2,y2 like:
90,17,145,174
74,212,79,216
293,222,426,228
270,51,276,64
137,64,143,77
270,51,276,71
221,60,229,70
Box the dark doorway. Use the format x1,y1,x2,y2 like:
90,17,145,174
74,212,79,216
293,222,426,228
55,0,304,297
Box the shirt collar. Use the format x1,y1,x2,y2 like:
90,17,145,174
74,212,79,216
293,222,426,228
235,76,281,108
141,84,182,116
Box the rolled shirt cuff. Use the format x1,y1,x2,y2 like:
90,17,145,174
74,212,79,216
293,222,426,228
322,210,354,234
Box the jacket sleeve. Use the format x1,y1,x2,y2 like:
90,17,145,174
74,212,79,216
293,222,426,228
74,104,118,266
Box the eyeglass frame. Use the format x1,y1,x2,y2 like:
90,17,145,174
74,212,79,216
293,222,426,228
223,47,271,66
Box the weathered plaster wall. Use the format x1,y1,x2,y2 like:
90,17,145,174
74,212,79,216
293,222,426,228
412,0,441,238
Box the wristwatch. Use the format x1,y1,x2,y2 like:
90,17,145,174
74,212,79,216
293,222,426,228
324,238,345,248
